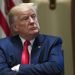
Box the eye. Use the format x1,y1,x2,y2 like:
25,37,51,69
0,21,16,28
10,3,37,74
23,16,29,20
20,16,29,21
31,14,36,19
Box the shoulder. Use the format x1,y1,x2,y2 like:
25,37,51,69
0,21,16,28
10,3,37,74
0,35,19,47
0,37,10,44
38,34,62,44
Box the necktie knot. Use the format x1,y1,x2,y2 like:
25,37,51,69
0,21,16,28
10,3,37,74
24,40,30,46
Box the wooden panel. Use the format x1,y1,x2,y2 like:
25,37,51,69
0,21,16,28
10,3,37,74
22,0,30,3
71,0,75,73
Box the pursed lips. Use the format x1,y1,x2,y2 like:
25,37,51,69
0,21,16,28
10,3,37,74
31,27,38,30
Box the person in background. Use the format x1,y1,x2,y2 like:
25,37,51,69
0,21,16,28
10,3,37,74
0,3,64,75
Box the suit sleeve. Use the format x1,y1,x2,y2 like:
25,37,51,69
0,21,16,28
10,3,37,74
0,48,17,75
18,38,64,75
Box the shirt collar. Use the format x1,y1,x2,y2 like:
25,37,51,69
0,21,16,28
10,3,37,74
19,36,35,46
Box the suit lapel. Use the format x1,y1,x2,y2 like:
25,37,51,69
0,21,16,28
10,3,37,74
31,34,44,64
10,35,23,63
11,35,23,49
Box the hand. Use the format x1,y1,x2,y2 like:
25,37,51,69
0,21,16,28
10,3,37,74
11,64,20,72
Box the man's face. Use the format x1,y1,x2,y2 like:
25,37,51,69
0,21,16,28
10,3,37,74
13,9,40,38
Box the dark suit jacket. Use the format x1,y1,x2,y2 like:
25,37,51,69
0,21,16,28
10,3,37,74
0,34,64,75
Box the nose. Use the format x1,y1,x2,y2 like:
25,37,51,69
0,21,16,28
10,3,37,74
29,17,34,23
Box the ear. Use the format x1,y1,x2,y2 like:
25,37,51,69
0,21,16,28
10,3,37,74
14,24,19,31
10,24,18,35
10,23,19,32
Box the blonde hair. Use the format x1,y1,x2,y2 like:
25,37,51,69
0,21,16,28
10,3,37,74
8,3,37,24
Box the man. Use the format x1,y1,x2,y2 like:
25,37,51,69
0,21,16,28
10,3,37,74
0,3,64,75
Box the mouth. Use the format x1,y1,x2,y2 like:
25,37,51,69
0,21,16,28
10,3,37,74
31,27,38,30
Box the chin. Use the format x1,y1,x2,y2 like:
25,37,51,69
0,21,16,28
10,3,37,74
30,31,39,36
29,29,39,35
32,32,39,35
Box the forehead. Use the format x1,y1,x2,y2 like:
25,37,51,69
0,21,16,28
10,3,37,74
13,8,36,18
14,9,36,19
19,9,36,15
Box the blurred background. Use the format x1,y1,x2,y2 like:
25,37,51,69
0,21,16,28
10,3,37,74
0,0,74,75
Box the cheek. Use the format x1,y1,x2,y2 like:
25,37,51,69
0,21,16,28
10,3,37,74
36,21,40,29
15,24,26,32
